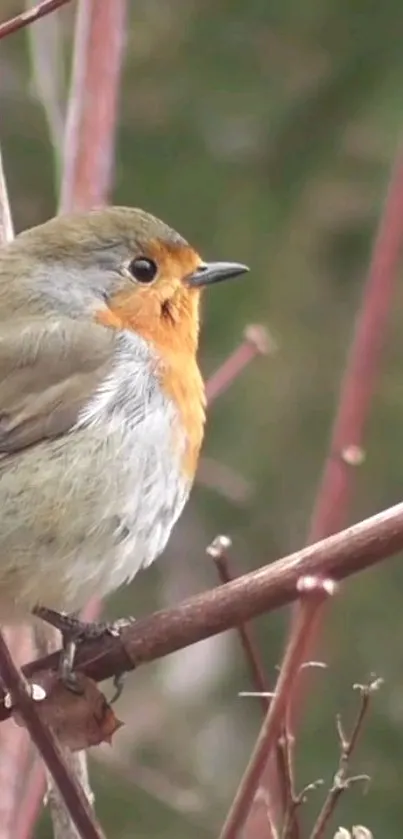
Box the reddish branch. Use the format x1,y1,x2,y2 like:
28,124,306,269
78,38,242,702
206,325,273,403
59,0,126,212
308,146,403,543
15,0,128,834
0,0,72,41
279,143,403,829
0,498,402,723
0,150,38,839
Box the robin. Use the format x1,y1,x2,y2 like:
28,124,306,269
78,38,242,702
0,206,248,677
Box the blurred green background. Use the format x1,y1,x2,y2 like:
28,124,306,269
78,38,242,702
3,0,403,836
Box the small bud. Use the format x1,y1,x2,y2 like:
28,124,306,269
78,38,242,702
297,575,337,596
341,445,365,466
243,325,276,355
333,830,351,839
3,692,12,710
352,827,373,839
31,683,47,702
238,691,275,699
206,534,232,558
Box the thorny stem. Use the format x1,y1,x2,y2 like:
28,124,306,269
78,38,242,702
309,679,382,839
218,578,337,839
0,0,72,41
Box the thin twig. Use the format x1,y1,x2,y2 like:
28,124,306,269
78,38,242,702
0,632,105,839
207,535,291,838
206,325,273,404
310,678,382,839
0,0,72,40
281,778,324,839
1,500,403,711
219,577,337,839
207,536,271,711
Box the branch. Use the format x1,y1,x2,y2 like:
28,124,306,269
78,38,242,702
17,1,128,834
208,536,290,838
2,499,403,722
206,325,273,404
0,146,40,839
310,678,382,839
207,536,271,709
0,0,72,41
219,577,337,839
59,0,126,212
309,145,403,543
283,140,403,822
0,633,105,839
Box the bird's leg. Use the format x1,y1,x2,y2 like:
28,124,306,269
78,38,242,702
32,605,135,697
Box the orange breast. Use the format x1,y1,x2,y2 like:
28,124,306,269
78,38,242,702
159,350,206,478
96,297,206,479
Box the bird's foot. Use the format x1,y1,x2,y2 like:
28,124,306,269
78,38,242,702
32,605,113,641
32,605,135,698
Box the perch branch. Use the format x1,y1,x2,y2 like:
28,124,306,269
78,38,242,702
1,499,403,722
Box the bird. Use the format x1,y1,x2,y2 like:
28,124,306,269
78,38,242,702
0,206,248,664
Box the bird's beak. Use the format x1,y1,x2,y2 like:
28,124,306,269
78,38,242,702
186,261,249,288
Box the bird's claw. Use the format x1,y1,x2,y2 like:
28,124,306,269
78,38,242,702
32,605,135,696
33,605,114,641
110,671,126,704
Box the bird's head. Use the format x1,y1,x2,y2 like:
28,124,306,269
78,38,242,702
12,207,248,356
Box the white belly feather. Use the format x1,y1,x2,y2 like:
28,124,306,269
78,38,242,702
0,331,191,616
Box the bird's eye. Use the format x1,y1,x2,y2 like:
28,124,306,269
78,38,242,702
128,257,157,284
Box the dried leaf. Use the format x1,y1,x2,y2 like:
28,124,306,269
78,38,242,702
12,671,123,751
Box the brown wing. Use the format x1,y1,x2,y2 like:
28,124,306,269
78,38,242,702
0,316,115,455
